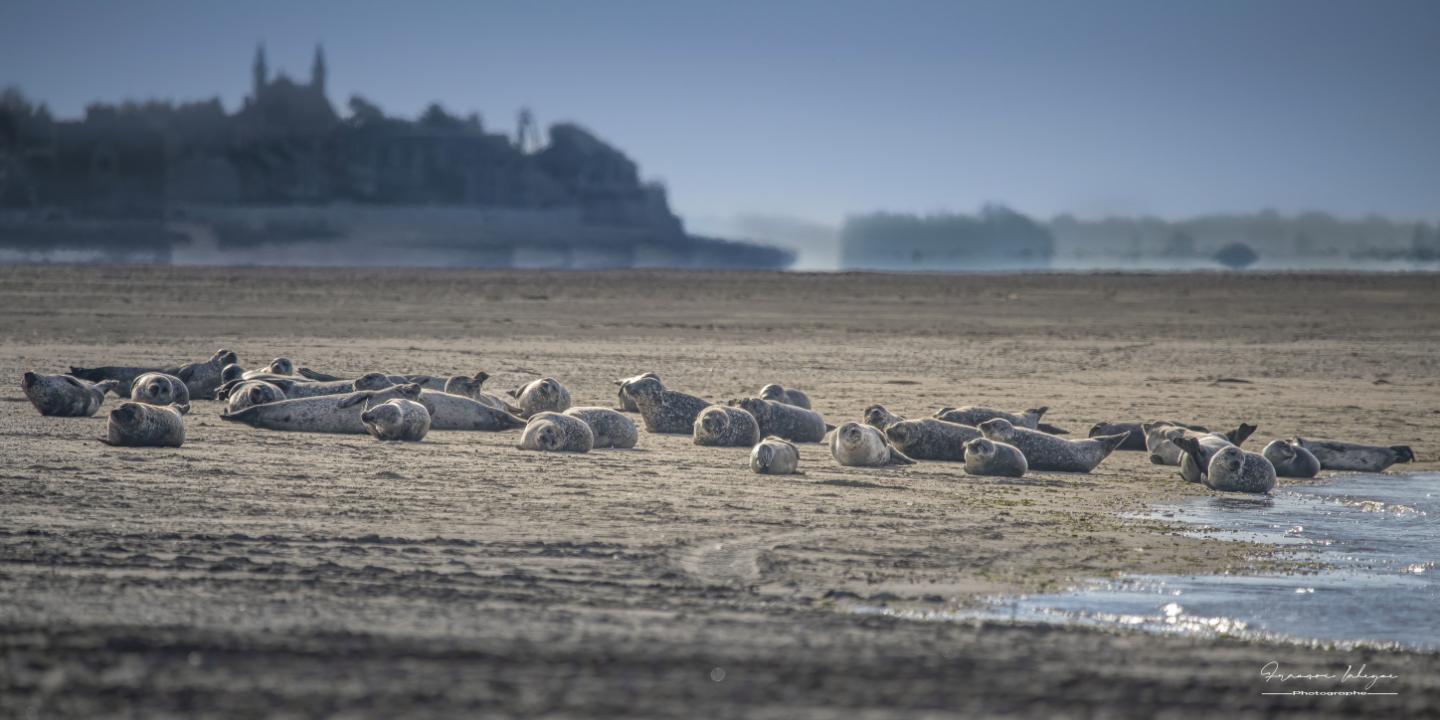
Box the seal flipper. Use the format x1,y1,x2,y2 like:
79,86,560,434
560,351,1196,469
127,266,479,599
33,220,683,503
1173,436,1204,481
298,367,344,382
1392,446,1416,464
93,379,119,395
337,391,377,409
1226,423,1258,447
887,447,917,466
1037,423,1070,435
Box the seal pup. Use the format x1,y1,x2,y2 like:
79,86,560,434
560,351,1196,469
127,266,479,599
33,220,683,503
361,398,431,442
692,405,760,447
733,397,827,443
510,377,572,418
102,402,185,448
1263,439,1321,479
863,404,906,431
759,384,813,410
1179,441,1275,493
934,405,1048,430
1145,422,1255,466
978,418,1127,473
963,437,1028,478
1294,438,1415,472
129,372,192,414
444,372,523,413
21,372,116,417
172,349,239,400
414,390,526,431
1090,420,1206,452
223,380,286,414
884,418,981,461
751,436,801,475
614,372,660,412
828,421,914,467
517,411,594,452
564,407,639,449
220,384,423,434
622,376,711,434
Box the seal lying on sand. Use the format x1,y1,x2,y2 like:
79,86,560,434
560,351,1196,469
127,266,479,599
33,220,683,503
563,407,638,448
221,364,246,385
863,404,906,431
220,384,423,434
242,358,295,380
964,437,1028,477
129,372,191,414
934,406,1046,430
614,372,659,412
413,390,526,431
102,402,185,447
1176,428,1259,484
70,349,233,398
622,377,710,434
172,349,240,400
693,405,760,447
884,418,980,461
828,421,914,467
733,398,827,443
1294,438,1415,472
443,372,522,413
223,380,286,414
759,384,812,409
978,418,1127,473
1263,439,1321,479
1176,439,1275,493
510,377,572,418
1090,420,1207,452
518,411,594,452
361,398,431,442
1145,422,1256,466
21,372,116,417
751,436,801,475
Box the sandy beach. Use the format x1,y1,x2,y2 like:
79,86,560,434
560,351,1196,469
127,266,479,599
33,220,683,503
2,265,1437,717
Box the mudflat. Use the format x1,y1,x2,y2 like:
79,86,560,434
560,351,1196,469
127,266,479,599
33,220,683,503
2,266,1437,718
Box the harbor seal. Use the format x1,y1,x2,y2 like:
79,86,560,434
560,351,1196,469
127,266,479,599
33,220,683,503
733,397,827,443
758,383,813,410
241,357,295,380
751,436,801,475
828,421,914,467
1179,441,1275,493
1145,422,1255,466
129,372,192,414
21,372,116,417
223,380,286,414
934,405,1047,430
563,407,639,448
978,418,1127,473
615,372,660,412
863,404,906,431
102,402,185,448
361,398,431,442
172,349,239,400
444,372,523,413
517,411,594,452
67,365,161,398
510,377,572,418
221,364,246,385
220,384,423,434
414,390,526,431
963,437,1028,477
296,367,347,382
621,377,711,434
883,418,981,461
1263,439,1321,479
1177,431,1250,484
1294,438,1416,472
1090,420,1207,452
692,405,761,447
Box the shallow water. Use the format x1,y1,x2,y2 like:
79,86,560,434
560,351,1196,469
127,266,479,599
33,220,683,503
865,472,1440,649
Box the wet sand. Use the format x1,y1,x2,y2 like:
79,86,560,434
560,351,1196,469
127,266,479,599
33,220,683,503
2,266,1438,717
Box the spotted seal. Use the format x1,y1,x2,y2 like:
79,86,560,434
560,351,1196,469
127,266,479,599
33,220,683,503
759,384,813,410
510,377,572,418
1090,420,1207,452
621,376,711,434
751,436,801,475
361,398,431,442
102,402,185,447
692,405,760,447
220,384,423,434
828,421,913,467
129,372,192,414
21,372,116,417
1263,439,1321,479
1178,441,1275,493
1145,422,1255,466
614,372,660,412
978,418,1127,473
883,418,980,461
1294,438,1415,472
517,411,594,452
963,437,1028,477
863,404,906,431
223,380,286,414
562,407,638,448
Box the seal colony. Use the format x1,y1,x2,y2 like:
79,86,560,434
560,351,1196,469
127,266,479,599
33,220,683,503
17,349,1420,492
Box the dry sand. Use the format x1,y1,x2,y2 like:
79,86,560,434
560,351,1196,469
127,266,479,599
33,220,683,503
1,266,1437,717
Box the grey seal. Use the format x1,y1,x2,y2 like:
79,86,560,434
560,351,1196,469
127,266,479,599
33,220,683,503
1294,438,1415,472
223,380,286,414
733,397,827,443
1263,439,1321,479
884,418,981,461
828,421,914,467
863,404,906,431
102,402,185,447
692,405,761,447
1184,442,1276,493
622,376,711,434
1090,420,1207,452
21,372,116,417
963,437,1028,477
361,398,431,442
517,411,594,452
615,372,660,412
563,407,639,448
1145,422,1255,466
978,418,1127,473
759,383,812,409
751,436,801,475
510,377,573,418
220,384,423,434
129,372,192,414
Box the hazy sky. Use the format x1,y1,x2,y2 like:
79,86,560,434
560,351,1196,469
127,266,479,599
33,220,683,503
3,0,1437,226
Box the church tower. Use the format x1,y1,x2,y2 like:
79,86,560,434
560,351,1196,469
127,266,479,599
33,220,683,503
252,44,268,99
311,45,327,97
